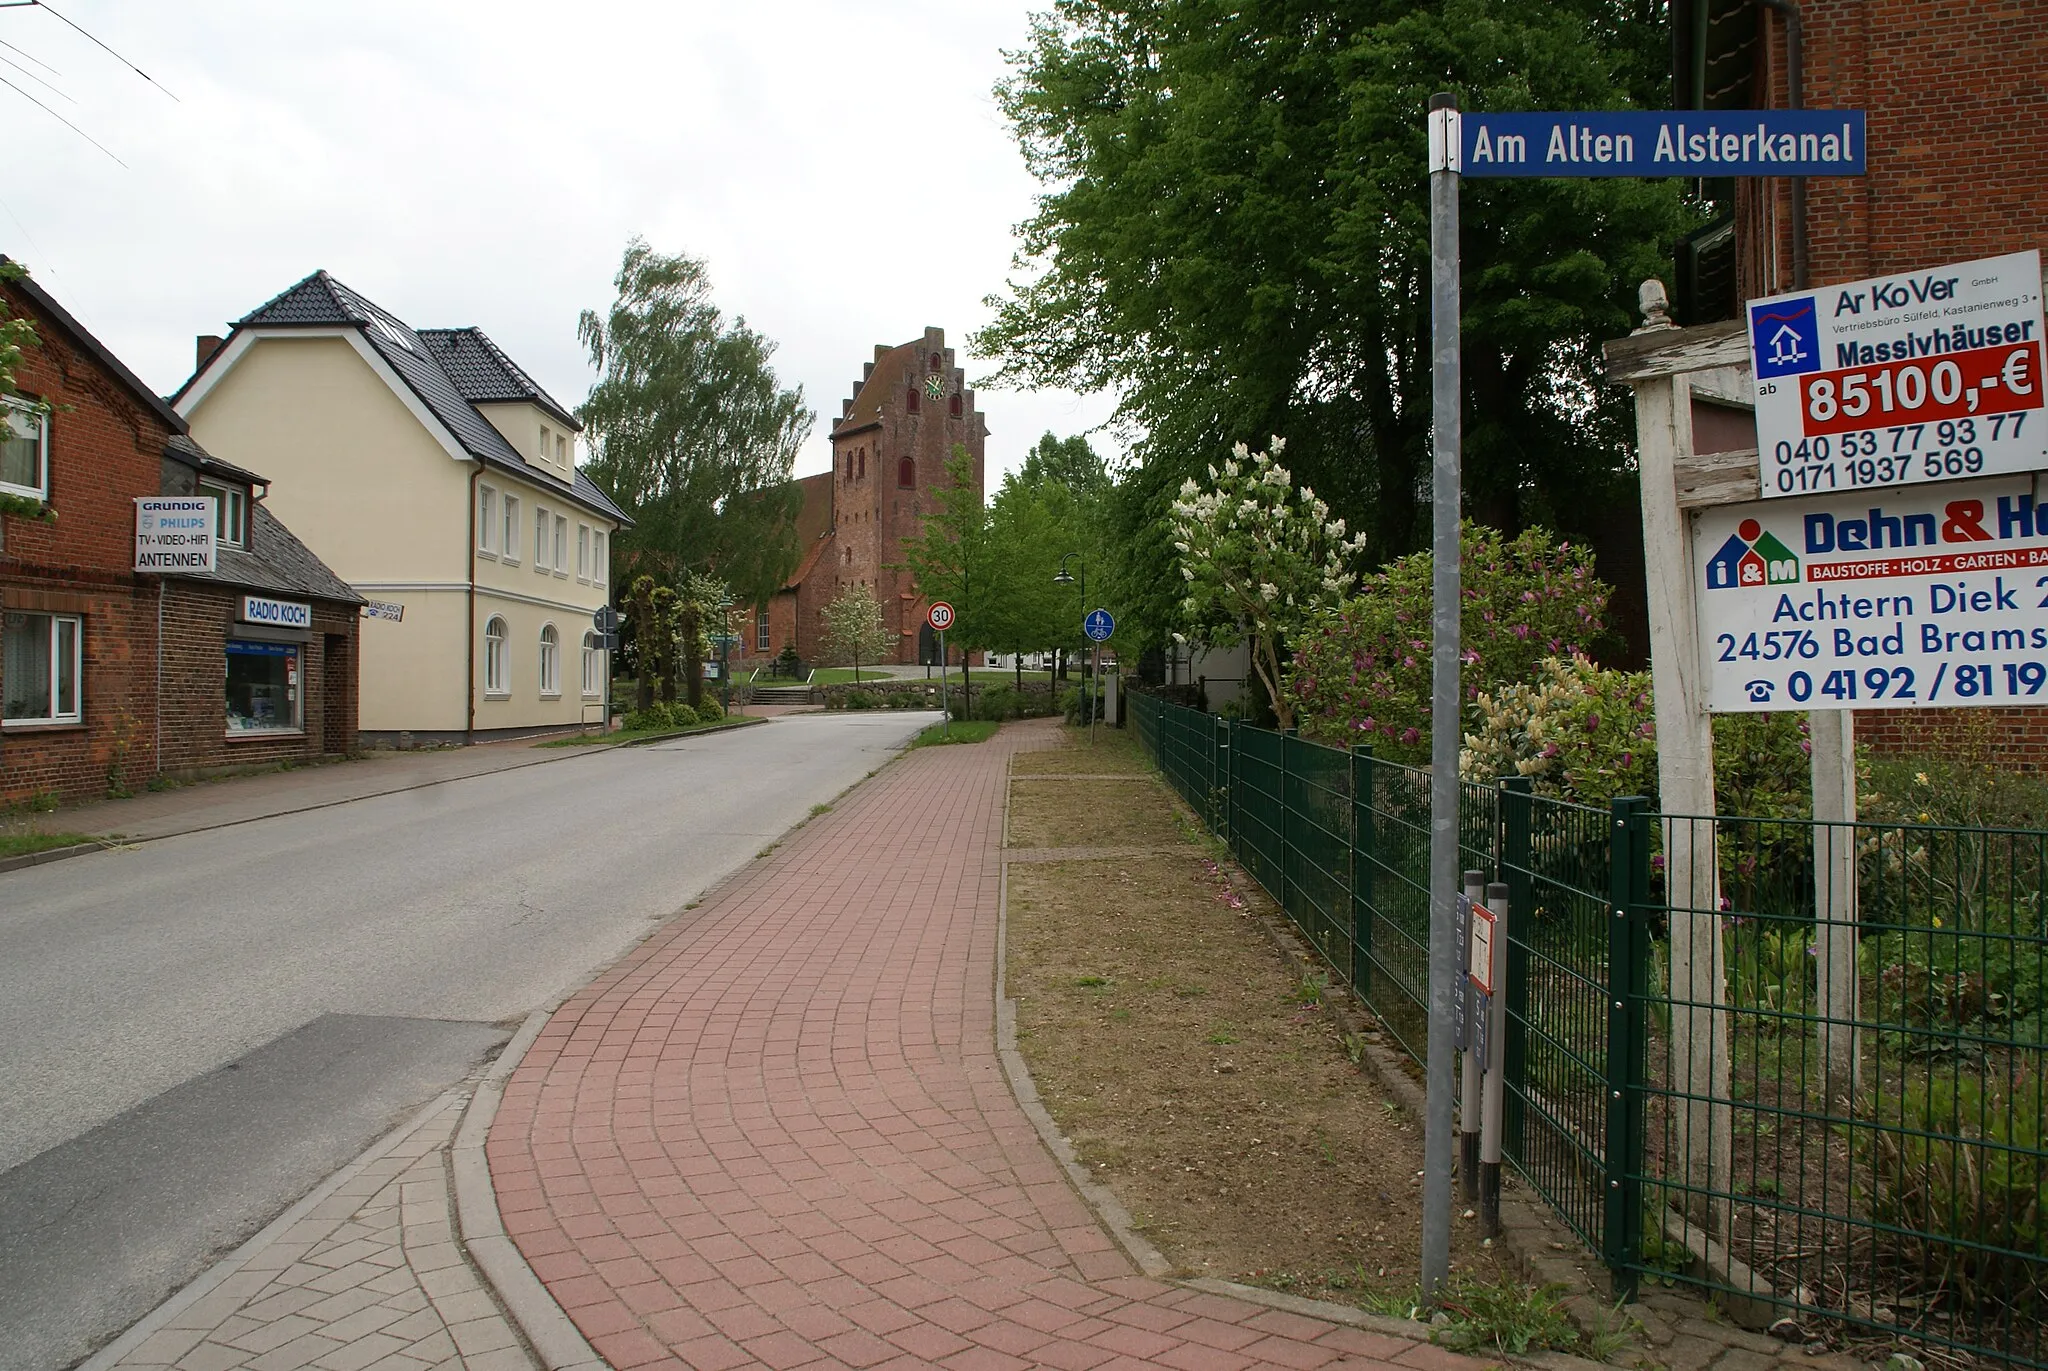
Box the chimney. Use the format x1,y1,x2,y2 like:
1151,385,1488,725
195,334,225,370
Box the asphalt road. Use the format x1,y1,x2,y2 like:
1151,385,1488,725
0,711,935,1371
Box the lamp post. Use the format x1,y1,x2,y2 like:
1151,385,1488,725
717,597,734,715
1053,553,1088,728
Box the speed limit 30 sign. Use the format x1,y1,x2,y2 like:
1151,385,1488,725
926,601,955,632
1749,249,2046,498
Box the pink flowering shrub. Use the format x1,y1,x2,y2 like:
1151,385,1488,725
1284,522,1609,764
1459,654,1658,806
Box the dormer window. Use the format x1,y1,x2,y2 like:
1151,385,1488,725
540,425,552,463
556,433,568,467
200,479,248,549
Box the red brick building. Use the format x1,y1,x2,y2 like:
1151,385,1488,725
2,266,360,804
750,328,987,666
1671,0,2048,763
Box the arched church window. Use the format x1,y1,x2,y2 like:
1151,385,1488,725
898,457,916,489
906,386,920,413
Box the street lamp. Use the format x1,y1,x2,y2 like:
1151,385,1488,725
717,597,734,715
1053,553,1089,727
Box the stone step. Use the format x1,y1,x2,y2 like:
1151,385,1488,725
749,685,817,704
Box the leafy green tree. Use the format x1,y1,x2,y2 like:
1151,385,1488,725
982,470,1082,684
578,239,813,605
976,0,1696,562
895,446,992,700
819,583,893,683
1,260,36,398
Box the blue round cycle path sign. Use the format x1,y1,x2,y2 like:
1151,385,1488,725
1084,609,1115,642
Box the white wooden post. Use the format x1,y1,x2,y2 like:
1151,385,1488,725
1610,283,1734,1244
1810,709,1860,1096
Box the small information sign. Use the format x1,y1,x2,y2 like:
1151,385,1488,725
1748,250,2046,497
1695,475,2048,711
1468,905,1497,996
362,600,405,622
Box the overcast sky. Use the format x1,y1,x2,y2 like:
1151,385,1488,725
1,1,1118,482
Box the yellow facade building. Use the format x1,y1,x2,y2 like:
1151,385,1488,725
174,272,628,743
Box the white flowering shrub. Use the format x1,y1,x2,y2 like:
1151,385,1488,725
1169,438,1366,730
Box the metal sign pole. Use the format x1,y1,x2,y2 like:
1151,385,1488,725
1421,90,1463,1305
939,628,949,740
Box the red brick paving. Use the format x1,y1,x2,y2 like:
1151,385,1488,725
489,721,1489,1371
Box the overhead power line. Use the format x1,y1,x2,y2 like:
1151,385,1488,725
0,69,125,165
30,0,177,100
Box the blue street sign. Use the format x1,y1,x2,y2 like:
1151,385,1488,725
1458,110,1865,179
1083,609,1115,642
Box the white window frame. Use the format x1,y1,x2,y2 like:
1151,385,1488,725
199,480,249,550
556,434,568,466
534,507,550,572
501,495,520,563
3,610,82,726
2,396,50,503
553,516,568,576
581,631,602,697
539,624,560,697
477,484,497,554
756,607,771,652
539,424,551,466
484,616,509,695
576,524,590,581
593,531,606,586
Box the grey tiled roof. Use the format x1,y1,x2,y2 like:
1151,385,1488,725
166,432,266,487
417,328,580,430
174,503,363,605
214,271,629,528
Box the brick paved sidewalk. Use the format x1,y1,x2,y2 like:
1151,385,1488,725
486,720,1486,1371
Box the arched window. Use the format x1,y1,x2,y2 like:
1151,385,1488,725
539,624,560,695
898,456,916,489
484,617,509,694
581,631,601,696
948,393,962,417
906,386,920,413
929,352,942,372
858,448,865,479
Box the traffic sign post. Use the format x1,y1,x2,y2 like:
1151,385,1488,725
927,602,955,738
594,604,618,735
1431,94,1868,1305
1082,609,1113,742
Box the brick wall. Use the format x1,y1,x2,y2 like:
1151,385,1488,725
0,571,159,804
1734,0,2048,769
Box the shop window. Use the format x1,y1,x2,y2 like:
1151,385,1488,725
2,397,49,501
898,457,915,489
477,485,497,553
539,625,560,696
3,611,80,725
200,480,249,549
756,606,771,651
225,640,302,734
582,631,602,696
485,616,509,694
502,496,520,563
906,386,920,414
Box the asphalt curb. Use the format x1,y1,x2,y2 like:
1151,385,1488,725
0,716,773,876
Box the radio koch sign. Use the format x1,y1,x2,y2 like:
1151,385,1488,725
1695,476,2048,712
1749,250,2046,499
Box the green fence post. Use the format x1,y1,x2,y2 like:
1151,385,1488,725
1603,795,1649,1302
1351,745,1375,1000
1501,776,1532,1161
1226,718,1241,864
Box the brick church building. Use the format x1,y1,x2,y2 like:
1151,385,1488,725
751,328,986,667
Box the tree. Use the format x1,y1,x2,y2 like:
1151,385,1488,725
578,240,813,605
1169,438,1365,731
819,584,893,683
976,0,1696,563
1,260,36,399
895,445,992,701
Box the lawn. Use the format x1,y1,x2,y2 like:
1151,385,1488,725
533,716,758,747
908,720,999,747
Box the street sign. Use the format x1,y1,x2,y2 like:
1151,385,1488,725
926,601,955,631
1748,250,2046,498
593,604,619,632
601,631,618,651
1083,608,1115,642
1459,109,1865,179
1694,474,2048,712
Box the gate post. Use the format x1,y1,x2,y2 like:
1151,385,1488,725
1603,794,1650,1302
1501,776,1533,1159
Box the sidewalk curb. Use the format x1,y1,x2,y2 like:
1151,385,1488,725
0,839,110,874
76,1086,477,1371
451,999,607,1371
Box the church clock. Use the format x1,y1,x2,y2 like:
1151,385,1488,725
924,373,945,402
